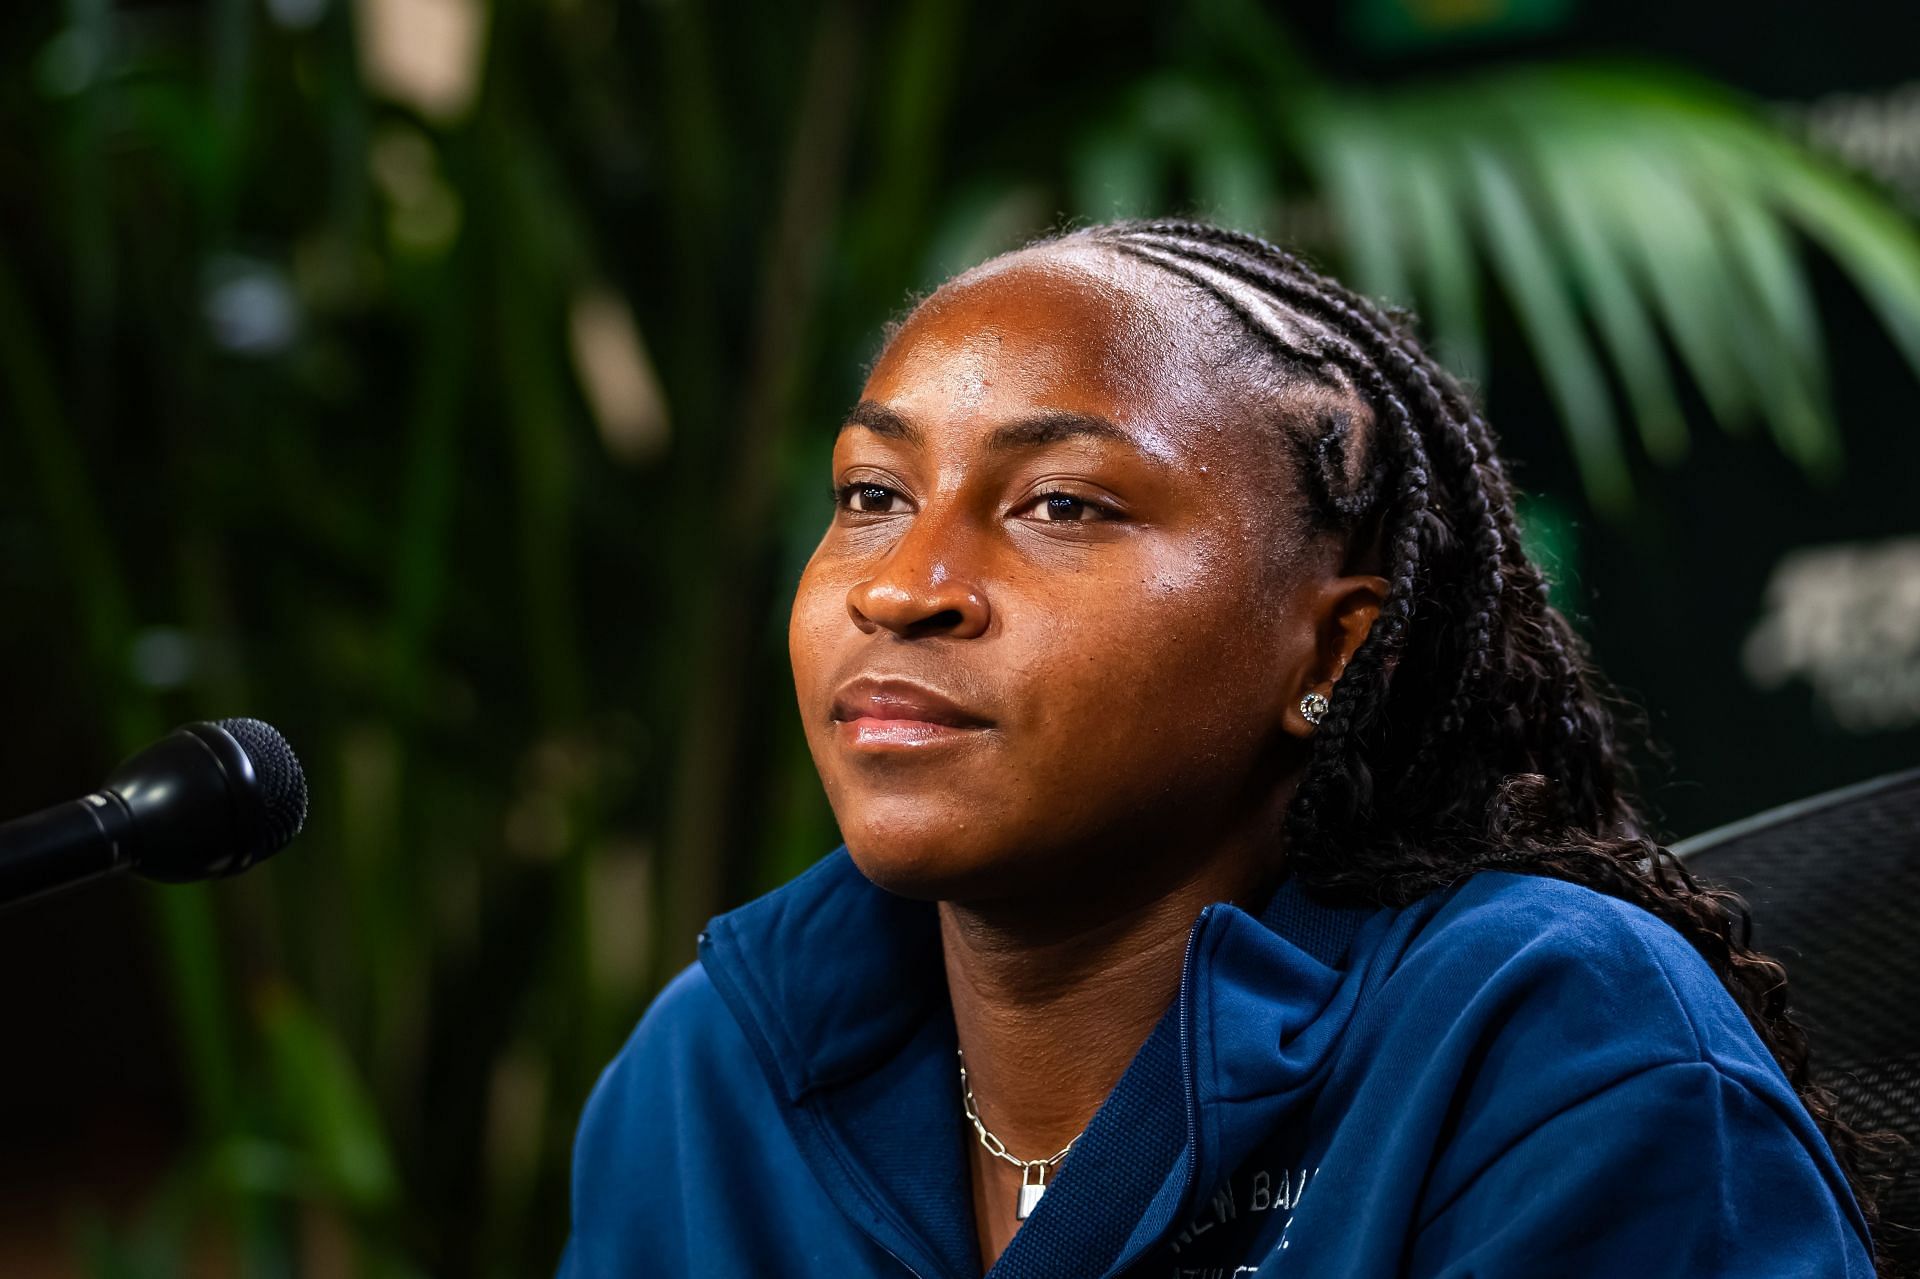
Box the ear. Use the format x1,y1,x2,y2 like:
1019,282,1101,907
1283,574,1388,738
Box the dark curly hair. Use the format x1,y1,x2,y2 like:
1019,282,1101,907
1050,217,1903,1271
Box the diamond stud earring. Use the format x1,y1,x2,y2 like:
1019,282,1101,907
1299,691,1330,727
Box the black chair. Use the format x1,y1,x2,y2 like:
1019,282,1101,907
1675,767,1920,1267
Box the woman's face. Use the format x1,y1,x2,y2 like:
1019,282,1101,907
789,245,1369,904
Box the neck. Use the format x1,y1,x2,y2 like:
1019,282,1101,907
938,780,1297,1269
938,845,1278,1161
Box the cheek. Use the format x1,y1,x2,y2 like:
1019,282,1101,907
1009,545,1293,772
788,553,844,701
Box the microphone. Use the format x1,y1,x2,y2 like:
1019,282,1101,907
0,717,309,910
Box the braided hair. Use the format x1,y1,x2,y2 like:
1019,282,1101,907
1035,217,1899,1262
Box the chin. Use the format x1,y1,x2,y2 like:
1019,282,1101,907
836,810,1012,903
842,832,977,902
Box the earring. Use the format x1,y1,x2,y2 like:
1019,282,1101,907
1299,691,1329,727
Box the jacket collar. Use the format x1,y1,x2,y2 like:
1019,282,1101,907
699,848,948,1103
698,848,1379,1279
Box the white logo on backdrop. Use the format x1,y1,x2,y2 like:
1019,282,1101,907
1743,537,1920,732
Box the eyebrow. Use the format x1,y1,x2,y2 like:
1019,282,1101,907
837,400,1136,453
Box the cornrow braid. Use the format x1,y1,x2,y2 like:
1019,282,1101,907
1113,228,1516,790
1041,217,1901,1269
1104,239,1449,846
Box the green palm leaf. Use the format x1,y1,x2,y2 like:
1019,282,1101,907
1081,54,1920,512
1307,64,1920,509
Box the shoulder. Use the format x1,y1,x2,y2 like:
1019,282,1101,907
1413,867,1708,975
1353,870,1866,1212
619,959,738,1058
1359,873,1870,1264
571,961,769,1183
579,962,750,1126
1333,868,1811,1168
566,962,782,1263
1285,868,1798,1158
1380,869,1773,1080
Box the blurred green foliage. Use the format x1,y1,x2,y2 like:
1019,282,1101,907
3,0,1919,1273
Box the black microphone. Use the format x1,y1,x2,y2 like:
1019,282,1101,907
0,717,309,910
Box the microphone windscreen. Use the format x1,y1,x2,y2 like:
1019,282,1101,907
216,716,309,852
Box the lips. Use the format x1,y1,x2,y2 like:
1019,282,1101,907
830,677,993,749
831,677,992,728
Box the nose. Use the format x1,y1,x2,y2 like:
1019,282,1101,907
845,516,991,640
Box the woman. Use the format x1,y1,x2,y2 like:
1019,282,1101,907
560,220,1885,1277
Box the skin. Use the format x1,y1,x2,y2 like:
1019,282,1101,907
787,241,1386,1271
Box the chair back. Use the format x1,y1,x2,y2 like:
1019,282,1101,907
1675,767,1920,1264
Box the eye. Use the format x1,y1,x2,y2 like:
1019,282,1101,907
833,481,909,515
1017,491,1119,523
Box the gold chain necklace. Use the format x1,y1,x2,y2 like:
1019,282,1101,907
957,1049,1082,1219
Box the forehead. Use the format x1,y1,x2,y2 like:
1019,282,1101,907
860,244,1232,459
857,241,1364,478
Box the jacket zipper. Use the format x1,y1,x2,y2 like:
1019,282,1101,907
806,1098,935,1279
1094,903,1216,1279
1173,905,1214,1221
880,1241,931,1279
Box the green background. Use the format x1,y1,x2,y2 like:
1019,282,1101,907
2,0,1917,1273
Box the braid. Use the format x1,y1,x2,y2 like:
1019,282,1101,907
1114,229,1516,785
1041,217,1901,1265
1102,238,1448,855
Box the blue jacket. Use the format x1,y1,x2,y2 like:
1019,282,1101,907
561,848,1874,1277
